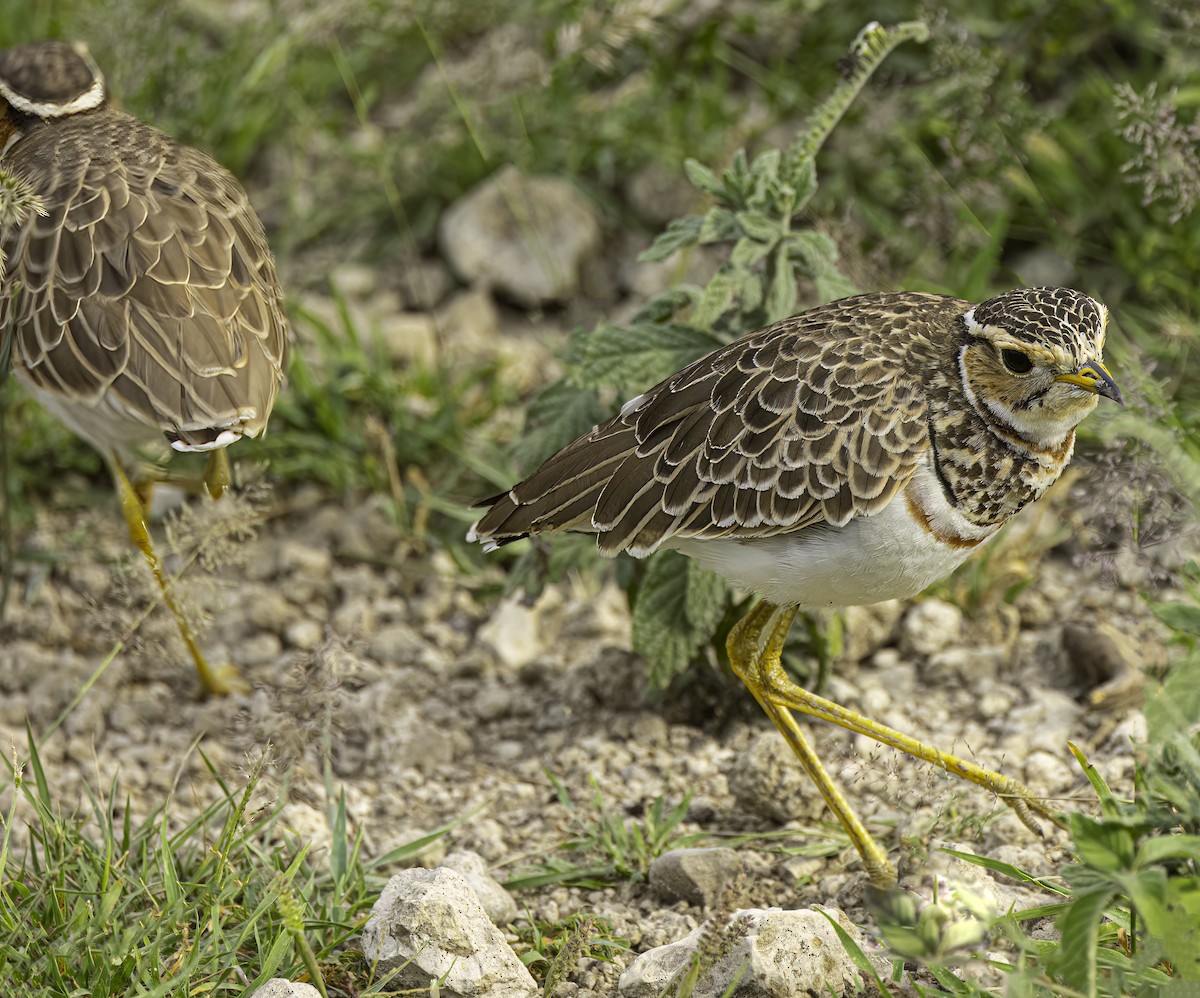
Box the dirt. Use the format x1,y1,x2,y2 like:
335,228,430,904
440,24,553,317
0,434,1173,993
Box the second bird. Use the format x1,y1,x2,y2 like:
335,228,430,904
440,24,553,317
0,40,289,695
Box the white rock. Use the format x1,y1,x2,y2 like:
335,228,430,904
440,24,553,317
380,311,440,366
330,262,378,298
249,980,324,998
444,849,520,927
284,619,324,650
435,288,500,356
618,906,880,998
476,595,542,669
729,731,823,824
361,869,537,997
843,600,904,662
439,165,602,307
649,847,742,908
901,598,964,657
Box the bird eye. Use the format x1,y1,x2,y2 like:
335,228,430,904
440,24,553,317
1001,349,1034,374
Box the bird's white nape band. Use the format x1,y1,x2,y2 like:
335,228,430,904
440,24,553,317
0,75,105,119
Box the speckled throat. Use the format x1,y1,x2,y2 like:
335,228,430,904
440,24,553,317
920,318,1074,528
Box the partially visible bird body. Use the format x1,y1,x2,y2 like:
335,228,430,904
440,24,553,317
471,286,1122,885
667,467,982,608
0,40,288,695
2,102,286,465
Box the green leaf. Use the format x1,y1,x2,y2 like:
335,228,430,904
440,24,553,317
814,268,859,304
766,244,799,323
1144,658,1200,741
524,380,607,467
730,235,774,269
1161,877,1200,980
735,210,781,243
1050,885,1118,994
630,287,698,324
1152,601,1200,637
581,323,722,390
684,157,724,197
632,551,728,687
698,206,739,244
749,148,782,189
1135,834,1200,868
788,229,841,271
1070,812,1136,873
785,157,818,208
691,268,738,329
737,271,764,315
639,215,703,262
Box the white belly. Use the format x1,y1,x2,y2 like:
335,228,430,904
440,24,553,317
666,464,996,609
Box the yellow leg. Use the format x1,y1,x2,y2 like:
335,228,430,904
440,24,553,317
203,449,233,499
729,603,896,885
729,600,1065,887
111,458,247,696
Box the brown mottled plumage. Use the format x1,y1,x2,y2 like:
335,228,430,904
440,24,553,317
0,40,288,695
1,40,287,462
471,287,1122,885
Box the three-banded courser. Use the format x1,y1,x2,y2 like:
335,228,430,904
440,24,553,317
1,40,288,695
470,287,1121,885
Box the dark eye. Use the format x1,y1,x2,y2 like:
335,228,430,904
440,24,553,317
1001,349,1034,374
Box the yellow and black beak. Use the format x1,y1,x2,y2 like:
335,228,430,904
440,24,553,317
1055,361,1124,404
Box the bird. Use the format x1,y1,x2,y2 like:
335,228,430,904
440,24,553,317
0,40,288,695
469,287,1123,886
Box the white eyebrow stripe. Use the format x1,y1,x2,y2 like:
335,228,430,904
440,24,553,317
0,76,105,117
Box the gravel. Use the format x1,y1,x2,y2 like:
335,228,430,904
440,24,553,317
0,475,1174,994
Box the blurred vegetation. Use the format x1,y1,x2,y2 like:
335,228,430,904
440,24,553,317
3,0,1199,541
4,0,1200,993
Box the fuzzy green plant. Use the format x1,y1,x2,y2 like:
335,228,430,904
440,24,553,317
823,582,1200,994
503,20,929,687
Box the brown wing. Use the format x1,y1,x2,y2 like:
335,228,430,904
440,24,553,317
1,108,287,448
473,293,966,556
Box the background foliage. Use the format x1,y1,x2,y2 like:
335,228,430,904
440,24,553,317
2,0,1199,993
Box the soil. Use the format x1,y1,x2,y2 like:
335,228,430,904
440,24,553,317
0,432,1173,993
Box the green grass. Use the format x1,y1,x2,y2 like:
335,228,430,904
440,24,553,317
0,732,463,996
3,1,1200,994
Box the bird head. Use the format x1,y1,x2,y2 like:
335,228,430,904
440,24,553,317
0,40,105,151
958,287,1122,447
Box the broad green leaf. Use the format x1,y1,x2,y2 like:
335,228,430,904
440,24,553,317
735,210,781,243
632,551,728,687
1162,877,1200,980
766,245,799,323
581,323,722,390
1152,601,1200,637
639,215,703,262
721,148,751,199
524,380,607,466
1135,834,1200,868
1050,886,1117,994
1144,658,1200,741
698,206,739,244
786,157,818,208
730,235,774,269
1070,812,1136,873
815,268,859,303
1116,867,1171,941
630,286,698,324
685,557,727,634
788,229,842,271
691,268,738,329
749,148,782,191
684,157,724,197
737,270,764,315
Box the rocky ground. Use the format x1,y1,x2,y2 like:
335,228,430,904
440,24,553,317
0,167,1183,996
